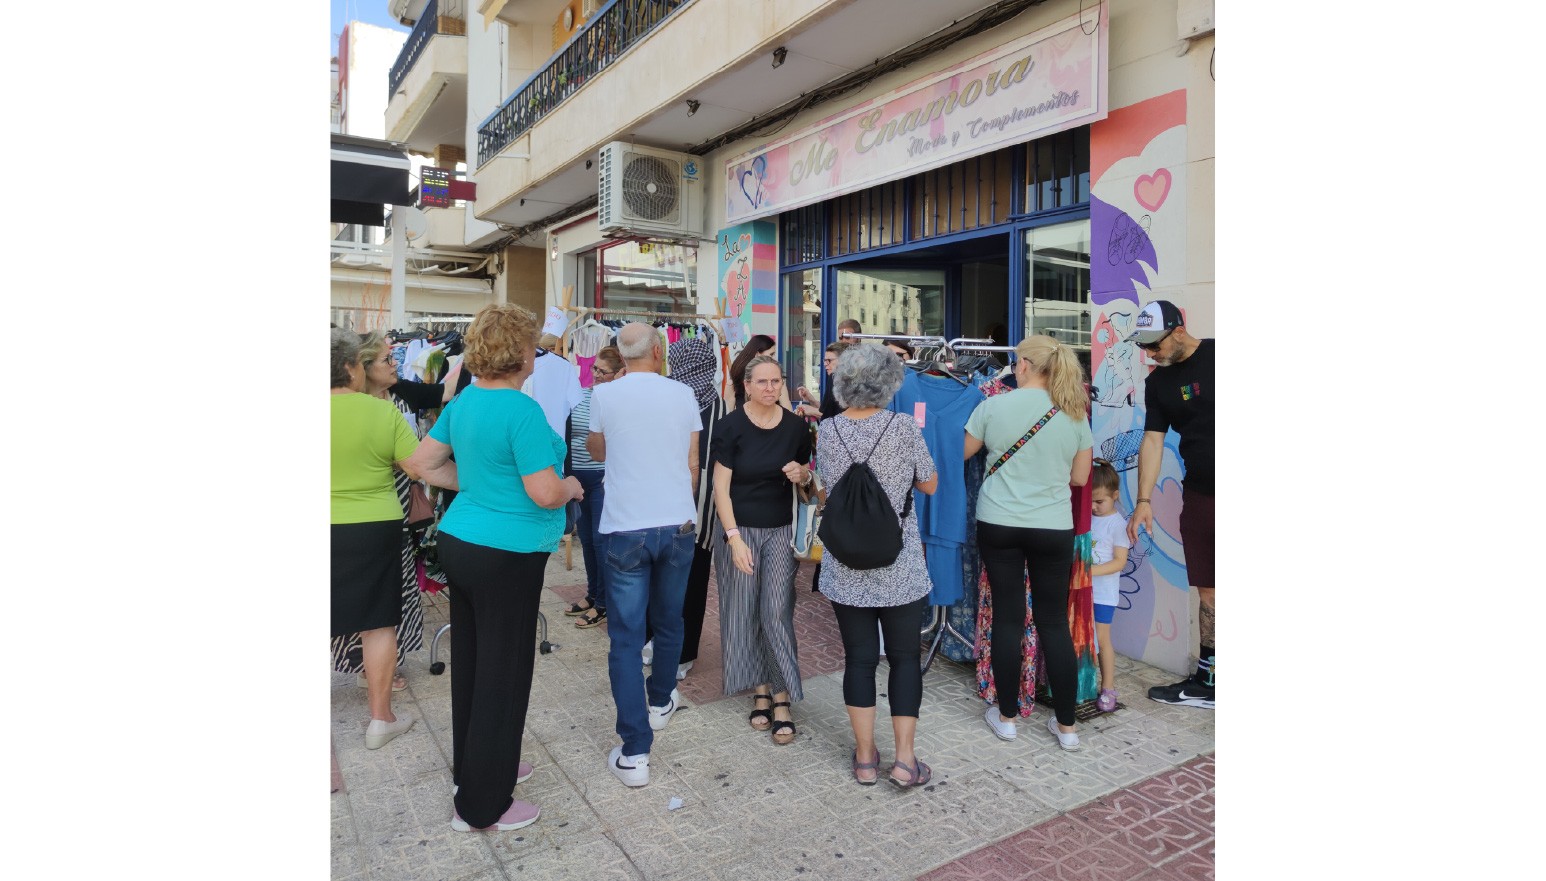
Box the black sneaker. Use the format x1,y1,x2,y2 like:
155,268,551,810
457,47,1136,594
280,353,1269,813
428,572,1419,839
1148,677,1214,709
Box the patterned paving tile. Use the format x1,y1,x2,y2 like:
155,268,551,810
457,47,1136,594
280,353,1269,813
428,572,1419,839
995,813,1156,880
1131,764,1213,809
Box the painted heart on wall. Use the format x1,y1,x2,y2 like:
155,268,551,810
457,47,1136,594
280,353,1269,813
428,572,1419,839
1134,168,1172,212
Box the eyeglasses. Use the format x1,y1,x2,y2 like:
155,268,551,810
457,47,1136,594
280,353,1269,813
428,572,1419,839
749,378,784,387
591,365,616,376
1136,328,1176,352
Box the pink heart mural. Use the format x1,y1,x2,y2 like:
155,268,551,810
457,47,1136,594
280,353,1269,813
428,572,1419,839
1134,168,1172,212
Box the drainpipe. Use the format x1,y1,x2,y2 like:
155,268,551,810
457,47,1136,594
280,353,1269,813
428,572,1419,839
391,209,407,329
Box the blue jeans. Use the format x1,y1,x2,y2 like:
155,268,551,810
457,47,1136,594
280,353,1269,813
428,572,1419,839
573,468,607,610
603,521,694,755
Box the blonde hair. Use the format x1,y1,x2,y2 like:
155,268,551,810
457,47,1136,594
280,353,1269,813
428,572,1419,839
595,345,624,373
463,303,538,378
357,330,388,366
1015,335,1087,419
538,333,561,351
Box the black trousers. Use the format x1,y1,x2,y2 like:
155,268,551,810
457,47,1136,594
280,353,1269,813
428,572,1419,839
977,521,1078,727
437,533,548,828
647,543,713,664
829,595,930,717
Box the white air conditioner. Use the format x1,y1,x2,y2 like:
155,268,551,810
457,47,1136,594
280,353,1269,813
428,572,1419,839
582,0,602,18
597,141,703,240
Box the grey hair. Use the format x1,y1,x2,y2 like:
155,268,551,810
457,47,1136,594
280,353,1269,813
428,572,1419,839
833,341,903,409
331,326,363,388
617,322,659,360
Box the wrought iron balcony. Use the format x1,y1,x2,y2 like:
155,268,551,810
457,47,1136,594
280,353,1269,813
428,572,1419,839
477,0,691,168
388,0,440,98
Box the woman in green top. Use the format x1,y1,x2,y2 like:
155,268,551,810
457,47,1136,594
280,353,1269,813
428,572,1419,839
963,335,1093,752
331,328,457,751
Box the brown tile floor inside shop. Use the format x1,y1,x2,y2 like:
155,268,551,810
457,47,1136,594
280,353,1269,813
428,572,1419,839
331,548,1215,881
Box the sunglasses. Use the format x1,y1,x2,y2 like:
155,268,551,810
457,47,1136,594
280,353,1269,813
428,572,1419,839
1136,328,1176,351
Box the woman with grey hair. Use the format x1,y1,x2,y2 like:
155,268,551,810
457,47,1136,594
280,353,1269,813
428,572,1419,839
816,343,939,787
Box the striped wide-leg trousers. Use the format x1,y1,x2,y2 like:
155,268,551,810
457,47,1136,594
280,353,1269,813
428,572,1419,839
714,524,803,701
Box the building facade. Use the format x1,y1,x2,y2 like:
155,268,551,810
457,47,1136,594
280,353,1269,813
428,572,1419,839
380,0,1214,675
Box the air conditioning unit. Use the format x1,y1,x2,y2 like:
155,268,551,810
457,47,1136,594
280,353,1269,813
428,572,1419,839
581,0,602,18
597,141,703,240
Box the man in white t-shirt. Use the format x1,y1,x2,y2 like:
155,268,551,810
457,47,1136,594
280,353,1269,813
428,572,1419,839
586,322,700,789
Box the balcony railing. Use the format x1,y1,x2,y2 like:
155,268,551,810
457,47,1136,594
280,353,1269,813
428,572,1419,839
388,0,440,98
477,0,691,167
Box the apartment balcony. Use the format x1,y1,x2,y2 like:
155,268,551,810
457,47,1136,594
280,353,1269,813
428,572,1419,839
385,0,469,154
473,0,1003,230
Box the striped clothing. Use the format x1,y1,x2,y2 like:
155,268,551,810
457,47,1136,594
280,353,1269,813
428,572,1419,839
568,387,603,470
714,524,803,700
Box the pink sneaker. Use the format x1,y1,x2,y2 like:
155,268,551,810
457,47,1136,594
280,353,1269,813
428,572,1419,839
452,761,533,796
1097,689,1118,713
451,799,540,832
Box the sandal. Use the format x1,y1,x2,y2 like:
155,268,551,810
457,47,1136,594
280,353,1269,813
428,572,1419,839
889,757,933,789
747,693,774,731
770,701,796,746
851,748,880,786
575,607,607,629
563,599,595,617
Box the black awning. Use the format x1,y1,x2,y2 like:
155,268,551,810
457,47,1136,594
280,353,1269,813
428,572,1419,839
331,134,413,226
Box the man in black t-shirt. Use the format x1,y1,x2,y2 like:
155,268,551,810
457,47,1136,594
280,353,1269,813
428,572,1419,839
1126,300,1215,710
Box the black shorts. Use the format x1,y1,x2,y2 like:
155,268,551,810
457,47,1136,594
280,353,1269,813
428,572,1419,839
332,520,404,636
1178,485,1214,588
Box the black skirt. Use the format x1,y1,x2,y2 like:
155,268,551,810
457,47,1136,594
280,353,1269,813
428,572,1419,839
332,520,404,636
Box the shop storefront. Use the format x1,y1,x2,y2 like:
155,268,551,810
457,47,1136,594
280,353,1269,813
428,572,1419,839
701,1,1212,677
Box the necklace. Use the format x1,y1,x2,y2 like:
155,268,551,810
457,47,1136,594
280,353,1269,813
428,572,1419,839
746,405,781,429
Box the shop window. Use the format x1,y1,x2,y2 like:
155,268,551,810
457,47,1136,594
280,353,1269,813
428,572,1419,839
782,204,823,266
836,267,944,339
910,150,1013,240
1023,221,1092,375
1024,126,1090,213
597,239,698,315
783,270,822,404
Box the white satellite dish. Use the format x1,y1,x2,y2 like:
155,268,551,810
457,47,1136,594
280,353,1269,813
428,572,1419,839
401,206,429,243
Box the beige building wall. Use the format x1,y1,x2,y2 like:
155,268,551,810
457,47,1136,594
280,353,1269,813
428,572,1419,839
500,245,547,313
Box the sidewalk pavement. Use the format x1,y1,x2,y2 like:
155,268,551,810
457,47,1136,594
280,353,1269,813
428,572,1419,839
332,553,1215,881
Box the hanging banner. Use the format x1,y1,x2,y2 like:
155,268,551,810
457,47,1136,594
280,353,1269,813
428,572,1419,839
724,3,1108,224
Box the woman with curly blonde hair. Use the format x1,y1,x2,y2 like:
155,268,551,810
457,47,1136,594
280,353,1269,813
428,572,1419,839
404,303,585,832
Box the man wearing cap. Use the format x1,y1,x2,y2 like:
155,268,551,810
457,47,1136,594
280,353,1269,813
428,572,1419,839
1126,300,1214,709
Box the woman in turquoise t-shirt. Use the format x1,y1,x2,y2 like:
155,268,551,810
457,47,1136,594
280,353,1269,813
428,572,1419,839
963,335,1093,752
403,304,583,834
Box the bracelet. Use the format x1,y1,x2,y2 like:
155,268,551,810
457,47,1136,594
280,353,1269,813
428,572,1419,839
725,528,741,541
1136,498,1151,505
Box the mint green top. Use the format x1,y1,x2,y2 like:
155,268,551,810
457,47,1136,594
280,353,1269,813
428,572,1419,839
331,393,419,524
965,387,1092,530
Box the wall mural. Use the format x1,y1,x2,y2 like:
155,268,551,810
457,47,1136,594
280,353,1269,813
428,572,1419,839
1087,89,1192,676
712,220,779,348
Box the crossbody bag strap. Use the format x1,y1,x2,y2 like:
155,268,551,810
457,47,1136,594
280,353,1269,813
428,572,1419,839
984,406,1060,478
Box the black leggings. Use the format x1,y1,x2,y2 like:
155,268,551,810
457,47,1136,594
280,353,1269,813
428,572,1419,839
829,596,930,717
977,521,1078,727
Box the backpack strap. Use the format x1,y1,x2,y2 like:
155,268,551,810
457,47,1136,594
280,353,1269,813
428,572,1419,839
984,407,1060,478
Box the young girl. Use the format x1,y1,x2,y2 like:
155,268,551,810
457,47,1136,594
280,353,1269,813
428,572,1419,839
1089,460,1131,712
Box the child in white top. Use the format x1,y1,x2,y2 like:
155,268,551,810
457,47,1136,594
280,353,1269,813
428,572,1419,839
1089,460,1131,713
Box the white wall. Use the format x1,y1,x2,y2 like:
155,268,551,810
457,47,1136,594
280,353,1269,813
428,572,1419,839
463,10,509,247
341,22,407,138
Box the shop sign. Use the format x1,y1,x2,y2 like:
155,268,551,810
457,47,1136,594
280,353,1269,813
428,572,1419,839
419,167,453,208
724,3,1108,224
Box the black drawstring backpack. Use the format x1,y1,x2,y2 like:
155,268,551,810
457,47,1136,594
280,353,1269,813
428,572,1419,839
818,413,913,570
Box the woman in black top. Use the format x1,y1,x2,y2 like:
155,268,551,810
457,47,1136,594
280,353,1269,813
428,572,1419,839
712,355,814,745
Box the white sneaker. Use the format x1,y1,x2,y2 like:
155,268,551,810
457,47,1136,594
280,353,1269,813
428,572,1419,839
648,688,682,731
1046,714,1081,751
608,745,649,787
641,640,654,667
365,716,415,750
984,706,1017,742
676,661,694,681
